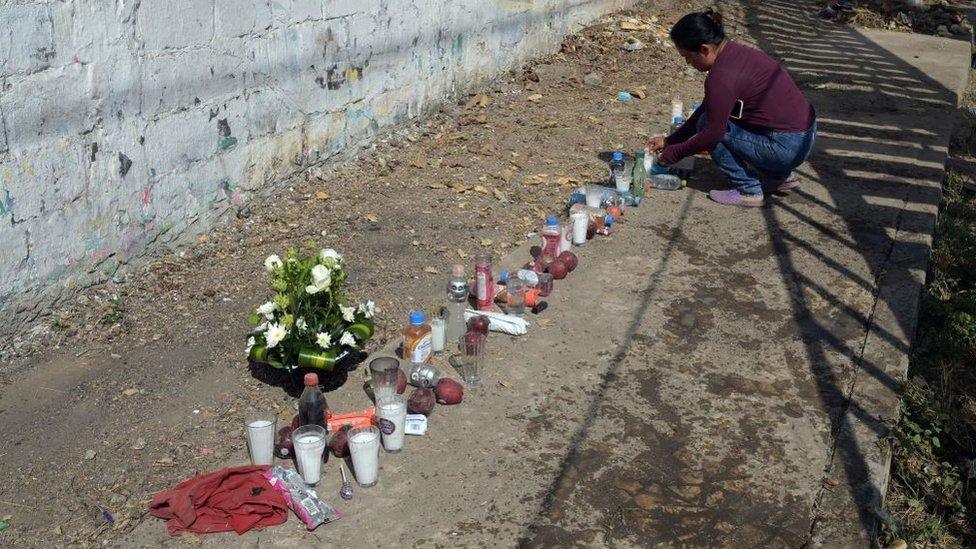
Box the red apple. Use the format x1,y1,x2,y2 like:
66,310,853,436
548,259,568,280
466,315,490,336
558,251,578,272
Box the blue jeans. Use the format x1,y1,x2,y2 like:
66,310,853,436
697,115,818,196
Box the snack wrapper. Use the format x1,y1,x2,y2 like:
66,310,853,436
263,465,341,530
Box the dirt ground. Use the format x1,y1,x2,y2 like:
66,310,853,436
0,0,969,547
0,0,712,546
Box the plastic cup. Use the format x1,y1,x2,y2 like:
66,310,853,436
537,273,554,297
584,185,603,208
376,395,407,453
292,424,327,485
245,416,276,466
506,278,527,316
458,332,485,386
348,426,381,487
369,356,400,401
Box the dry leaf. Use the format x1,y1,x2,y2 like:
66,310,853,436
408,155,427,169
427,182,447,189
620,20,650,31
481,238,493,247
131,437,146,451
629,87,647,99
473,185,489,194
459,114,488,126
493,189,506,200
122,388,139,397
449,183,471,193
54,526,62,536
457,249,468,259
464,93,491,109
365,214,379,223
412,240,420,246
314,191,330,200
423,266,440,274
499,380,513,388
526,94,544,102
478,143,495,156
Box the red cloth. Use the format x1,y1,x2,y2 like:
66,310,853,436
149,465,288,535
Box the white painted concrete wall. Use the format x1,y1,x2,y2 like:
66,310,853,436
0,0,631,332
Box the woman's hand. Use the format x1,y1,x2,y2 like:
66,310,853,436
646,136,666,152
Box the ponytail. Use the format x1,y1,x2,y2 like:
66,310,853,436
670,8,726,52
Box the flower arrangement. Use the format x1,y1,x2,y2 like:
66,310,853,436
247,247,375,371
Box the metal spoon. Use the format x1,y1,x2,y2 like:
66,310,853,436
339,463,353,500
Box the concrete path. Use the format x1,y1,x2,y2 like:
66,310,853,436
514,2,971,546
117,1,969,547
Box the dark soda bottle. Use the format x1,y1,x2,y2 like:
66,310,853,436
299,373,327,428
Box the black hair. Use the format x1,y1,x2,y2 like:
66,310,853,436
670,8,726,52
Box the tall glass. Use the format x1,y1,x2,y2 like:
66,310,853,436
369,356,400,400
348,426,381,487
245,415,276,466
376,395,407,453
292,424,327,485
506,278,527,316
458,332,485,386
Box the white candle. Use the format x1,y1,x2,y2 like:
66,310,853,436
246,419,275,466
349,429,380,487
430,317,446,353
572,212,588,245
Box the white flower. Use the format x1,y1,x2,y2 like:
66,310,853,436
246,336,256,354
319,248,343,266
340,305,356,323
257,301,276,320
255,321,268,333
305,264,332,294
358,300,375,319
265,323,288,349
339,331,356,347
316,332,332,349
264,254,283,272
296,317,308,333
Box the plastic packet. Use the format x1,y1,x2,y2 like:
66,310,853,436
263,465,342,530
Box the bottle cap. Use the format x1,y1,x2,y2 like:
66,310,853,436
546,215,559,227
499,271,509,284
692,102,701,110
606,215,615,225
304,373,319,387
612,151,623,161
409,311,425,325
452,264,465,277
525,289,541,308
674,116,684,124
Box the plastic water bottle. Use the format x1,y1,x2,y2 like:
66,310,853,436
671,97,683,120
671,115,685,134
541,215,561,260
609,151,626,192
632,150,647,202
649,174,685,191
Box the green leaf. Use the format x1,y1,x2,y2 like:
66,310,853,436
248,313,261,327
0,519,8,531
932,436,941,449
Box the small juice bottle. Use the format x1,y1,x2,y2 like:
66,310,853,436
403,311,432,364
